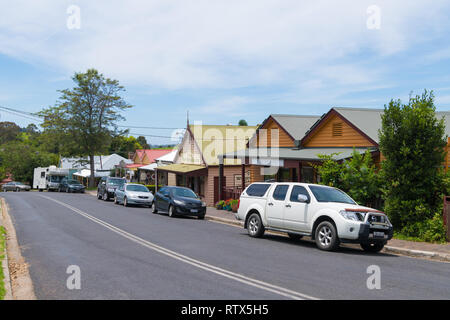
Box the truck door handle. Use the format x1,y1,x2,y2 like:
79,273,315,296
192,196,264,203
268,203,274,206
285,204,291,208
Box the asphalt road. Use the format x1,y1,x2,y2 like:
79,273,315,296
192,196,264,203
2,191,450,300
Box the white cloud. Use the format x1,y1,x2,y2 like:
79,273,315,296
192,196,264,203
0,0,449,94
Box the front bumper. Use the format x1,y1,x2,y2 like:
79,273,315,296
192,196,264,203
357,223,393,243
127,198,152,206
174,205,206,216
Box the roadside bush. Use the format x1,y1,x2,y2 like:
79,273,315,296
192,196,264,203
379,91,447,237
314,149,382,208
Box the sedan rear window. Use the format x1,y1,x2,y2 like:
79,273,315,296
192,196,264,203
245,184,271,197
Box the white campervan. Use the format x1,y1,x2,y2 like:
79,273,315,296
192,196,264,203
33,166,69,191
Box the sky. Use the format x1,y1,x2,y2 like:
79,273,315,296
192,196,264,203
1,0,450,145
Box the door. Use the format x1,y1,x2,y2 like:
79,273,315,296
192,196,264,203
116,185,125,202
283,185,310,231
157,187,171,211
266,184,290,228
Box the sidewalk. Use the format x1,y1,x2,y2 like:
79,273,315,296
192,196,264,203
205,207,450,262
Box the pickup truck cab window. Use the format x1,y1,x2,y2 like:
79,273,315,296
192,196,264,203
290,186,310,203
272,185,289,201
245,184,271,197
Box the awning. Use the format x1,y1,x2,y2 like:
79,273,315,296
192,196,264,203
156,163,207,176
73,169,111,178
220,147,376,162
139,163,158,171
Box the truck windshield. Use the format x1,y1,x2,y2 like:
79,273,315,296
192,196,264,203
50,176,64,182
108,178,125,185
309,185,356,204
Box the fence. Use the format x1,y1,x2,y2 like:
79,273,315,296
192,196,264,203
444,196,450,241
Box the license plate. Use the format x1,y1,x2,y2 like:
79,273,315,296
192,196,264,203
191,209,198,213
373,231,385,238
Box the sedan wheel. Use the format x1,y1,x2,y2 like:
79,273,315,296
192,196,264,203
16,188,20,192
114,196,118,204
315,221,339,251
168,205,175,218
123,197,128,207
247,213,265,238
151,202,158,214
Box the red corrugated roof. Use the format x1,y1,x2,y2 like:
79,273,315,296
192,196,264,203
135,149,173,163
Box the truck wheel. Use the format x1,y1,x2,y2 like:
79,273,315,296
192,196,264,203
361,242,384,253
315,221,339,251
288,233,303,240
102,192,108,201
97,191,101,199
247,213,265,238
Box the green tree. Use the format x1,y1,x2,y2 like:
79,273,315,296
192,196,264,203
0,141,58,184
0,121,21,144
38,69,132,187
137,136,150,149
109,135,142,158
379,90,447,238
314,149,381,207
238,119,248,126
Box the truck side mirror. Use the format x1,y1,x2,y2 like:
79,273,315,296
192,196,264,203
297,194,309,203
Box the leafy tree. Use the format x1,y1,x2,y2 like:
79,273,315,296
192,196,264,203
38,69,132,187
0,121,21,144
137,135,150,149
109,135,142,158
314,149,381,207
238,119,248,126
0,141,58,184
379,90,447,238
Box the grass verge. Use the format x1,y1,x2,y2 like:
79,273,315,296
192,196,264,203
0,225,6,300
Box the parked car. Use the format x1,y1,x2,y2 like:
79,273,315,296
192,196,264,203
97,177,126,201
1,181,31,192
114,183,154,207
58,178,85,193
152,186,206,219
236,182,393,252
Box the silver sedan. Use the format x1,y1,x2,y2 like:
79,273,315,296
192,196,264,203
2,181,31,192
114,183,154,207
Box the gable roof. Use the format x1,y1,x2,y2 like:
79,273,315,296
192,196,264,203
269,114,320,140
302,107,450,145
134,149,173,163
187,124,257,165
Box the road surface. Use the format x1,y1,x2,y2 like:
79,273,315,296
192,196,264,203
2,192,449,299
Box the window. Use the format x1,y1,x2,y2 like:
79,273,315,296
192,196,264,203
290,186,310,202
309,185,356,204
126,184,149,192
332,122,343,137
41,172,45,178
245,184,271,197
272,185,289,201
171,187,198,199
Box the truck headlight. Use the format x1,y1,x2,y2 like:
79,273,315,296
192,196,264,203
107,188,115,192
201,202,206,207
339,210,360,221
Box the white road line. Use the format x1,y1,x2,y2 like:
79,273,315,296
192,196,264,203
40,195,319,300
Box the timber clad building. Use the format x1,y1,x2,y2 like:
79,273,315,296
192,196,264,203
157,107,450,206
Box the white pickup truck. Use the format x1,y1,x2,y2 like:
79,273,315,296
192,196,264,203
236,182,393,252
